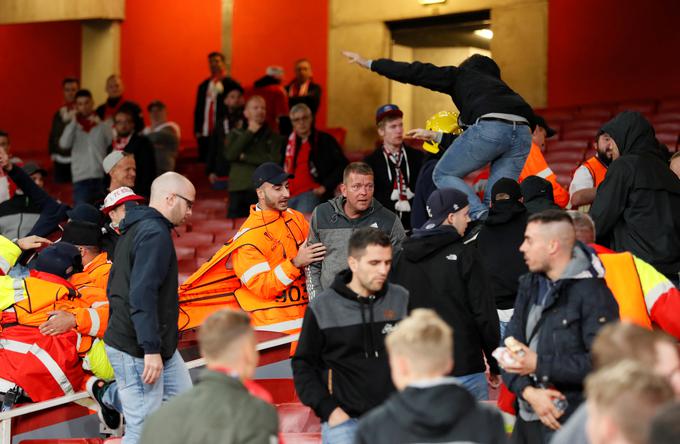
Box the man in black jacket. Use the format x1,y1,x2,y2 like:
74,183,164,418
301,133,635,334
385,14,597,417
364,104,423,231
344,51,533,221
521,175,561,214
111,109,157,199
476,178,529,338
283,103,348,212
391,188,501,400
502,210,619,444
356,309,506,444
90,172,195,444
292,227,409,444
590,111,680,285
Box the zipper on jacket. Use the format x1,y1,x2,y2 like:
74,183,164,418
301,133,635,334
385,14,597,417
368,295,378,358
359,302,369,358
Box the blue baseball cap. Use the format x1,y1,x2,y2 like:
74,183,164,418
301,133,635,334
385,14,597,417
375,104,403,125
422,188,469,230
252,162,293,188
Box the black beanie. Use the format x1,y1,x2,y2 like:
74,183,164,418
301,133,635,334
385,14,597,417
491,178,522,203
61,220,102,247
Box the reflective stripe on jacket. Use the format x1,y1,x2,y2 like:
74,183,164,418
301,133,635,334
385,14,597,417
519,143,570,207
179,205,309,332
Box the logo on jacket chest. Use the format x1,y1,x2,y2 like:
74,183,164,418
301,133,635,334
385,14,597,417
446,254,458,261
382,323,395,335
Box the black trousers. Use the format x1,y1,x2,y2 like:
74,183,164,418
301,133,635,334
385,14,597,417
197,136,211,162
228,189,257,218
53,161,72,183
511,416,555,444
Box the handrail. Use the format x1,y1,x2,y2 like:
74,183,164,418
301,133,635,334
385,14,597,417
0,333,297,424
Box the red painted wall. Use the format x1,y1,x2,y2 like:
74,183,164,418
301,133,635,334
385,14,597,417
548,0,680,107
120,0,223,147
231,0,328,127
0,21,81,154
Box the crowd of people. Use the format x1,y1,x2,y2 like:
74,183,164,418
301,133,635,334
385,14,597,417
0,48,679,444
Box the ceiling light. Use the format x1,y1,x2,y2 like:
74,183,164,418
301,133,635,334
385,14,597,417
474,29,493,40
419,0,446,5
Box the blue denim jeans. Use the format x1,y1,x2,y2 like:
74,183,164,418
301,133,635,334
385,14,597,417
433,120,532,220
102,345,193,444
72,178,105,206
321,417,359,444
289,190,321,214
457,372,489,401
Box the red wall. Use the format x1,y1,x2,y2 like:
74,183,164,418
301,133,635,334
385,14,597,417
231,0,328,127
120,0,223,147
0,21,81,154
548,0,680,107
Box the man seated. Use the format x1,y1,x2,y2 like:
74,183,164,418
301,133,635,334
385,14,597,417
61,219,111,291
140,309,279,444
179,162,324,334
283,103,347,213
356,309,506,444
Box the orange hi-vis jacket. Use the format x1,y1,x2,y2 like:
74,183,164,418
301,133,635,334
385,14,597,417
69,252,111,292
581,155,608,188
594,244,680,339
519,143,570,207
179,205,310,334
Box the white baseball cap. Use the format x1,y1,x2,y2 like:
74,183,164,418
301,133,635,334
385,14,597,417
101,187,144,214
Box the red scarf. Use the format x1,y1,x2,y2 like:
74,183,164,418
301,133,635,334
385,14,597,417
103,96,126,120
288,79,311,97
76,114,98,133
382,146,414,213
112,135,132,151
283,131,299,174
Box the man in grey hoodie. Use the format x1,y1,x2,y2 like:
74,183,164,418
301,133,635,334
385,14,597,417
306,162,405,299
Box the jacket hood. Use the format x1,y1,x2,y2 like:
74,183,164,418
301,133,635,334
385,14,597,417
601,111,667,160
405,226,461,261
485,199,527,225
120,205,171,231
559,242,606,280
385,378,476,435
328,196,382,221
330,269,387,302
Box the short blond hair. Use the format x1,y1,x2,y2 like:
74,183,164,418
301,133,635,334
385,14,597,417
586,360,674,444
386,309,453,375
198,309,252,361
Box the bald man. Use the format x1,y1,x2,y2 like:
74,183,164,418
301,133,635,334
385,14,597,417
92,172,196,444
223,95,284,217
501,209,618,444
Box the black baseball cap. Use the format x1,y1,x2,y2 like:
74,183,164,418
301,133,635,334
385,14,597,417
252,162,293,188
422,188,469,230
534,115,556,138
22,162,48,177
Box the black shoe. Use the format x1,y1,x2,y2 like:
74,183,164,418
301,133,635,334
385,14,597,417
86,377,121,429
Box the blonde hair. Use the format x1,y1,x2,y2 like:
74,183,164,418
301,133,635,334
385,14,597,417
586,360,674,444
198,309,252,361
386,309,453,375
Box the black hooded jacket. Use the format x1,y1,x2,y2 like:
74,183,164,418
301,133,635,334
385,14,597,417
371,56,534,126
356,378,507,444
391,226,501,376
104,205,179,360
521,175,561,214
590,111,680,278
292,269,409,422
476,199,529,310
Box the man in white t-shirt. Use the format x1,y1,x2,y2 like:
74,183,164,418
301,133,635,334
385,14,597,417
569,131,614,209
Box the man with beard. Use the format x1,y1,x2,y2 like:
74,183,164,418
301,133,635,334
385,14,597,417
293,227,409,444
569,131,614,209
590,111,680,285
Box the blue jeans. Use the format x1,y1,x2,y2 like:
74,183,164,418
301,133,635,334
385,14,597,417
457,372,489,401
321,418,359,444
102,345,193,444
73,178,105,206
433,120,532,220
289,190,321,213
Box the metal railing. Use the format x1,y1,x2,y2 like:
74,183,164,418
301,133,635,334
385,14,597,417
0,333,297,443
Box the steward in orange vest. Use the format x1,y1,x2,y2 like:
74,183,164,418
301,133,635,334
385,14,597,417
519,143,570,207
179,163,325,334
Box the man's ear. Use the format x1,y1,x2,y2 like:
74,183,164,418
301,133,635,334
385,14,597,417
340,183,347,198
348,255,358,273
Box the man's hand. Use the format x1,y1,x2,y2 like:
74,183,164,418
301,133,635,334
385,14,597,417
328,407,351,427
16,235,52,251
405,128,438,141
143,354,164,385
292,242,326,268
39,311,76,336
342,51,370,69
247,119,262,134
503,341,538,375
312,186,326,197
487,373,502,389
523,386,565,430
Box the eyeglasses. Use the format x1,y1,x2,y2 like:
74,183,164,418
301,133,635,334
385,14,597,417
174,193,193,209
